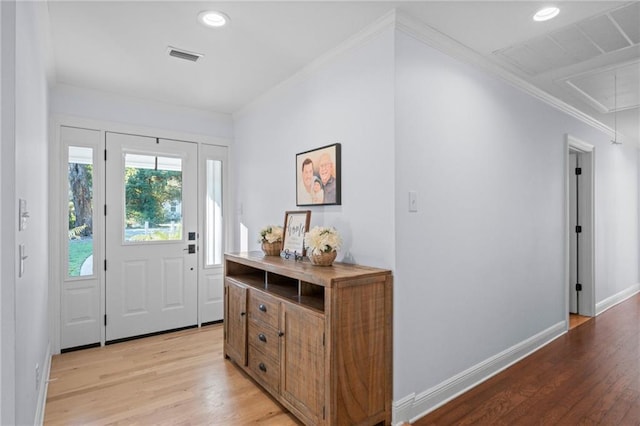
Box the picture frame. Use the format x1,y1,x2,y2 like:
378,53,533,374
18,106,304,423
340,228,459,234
296,143,341,206
281,210,311,258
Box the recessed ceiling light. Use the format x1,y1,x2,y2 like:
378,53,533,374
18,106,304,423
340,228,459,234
533,6,560,22
198,10,229,28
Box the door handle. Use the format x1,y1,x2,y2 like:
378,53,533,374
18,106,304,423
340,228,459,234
258,333,267,343
183,244,196,254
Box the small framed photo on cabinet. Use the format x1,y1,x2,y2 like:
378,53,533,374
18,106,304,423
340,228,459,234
281,210,311,257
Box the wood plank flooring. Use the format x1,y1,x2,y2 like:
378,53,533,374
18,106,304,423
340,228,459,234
45,294,640,425
414,294,640,425
44,325,301,425
569,313,592,330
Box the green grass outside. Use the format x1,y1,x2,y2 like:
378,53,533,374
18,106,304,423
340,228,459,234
68,239,93,276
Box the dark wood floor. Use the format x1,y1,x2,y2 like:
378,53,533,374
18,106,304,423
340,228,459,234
414,293,640,425
569,313,592,330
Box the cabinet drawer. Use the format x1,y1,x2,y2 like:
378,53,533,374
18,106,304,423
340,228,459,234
248,290,279,329
248,320,280,360
248,345,280,394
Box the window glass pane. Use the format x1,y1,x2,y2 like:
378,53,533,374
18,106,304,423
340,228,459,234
124,153,183,242
68,146,94,277
205,159,223,266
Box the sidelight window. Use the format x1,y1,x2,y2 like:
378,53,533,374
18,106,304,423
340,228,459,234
205,159,223,266
68,146,94,277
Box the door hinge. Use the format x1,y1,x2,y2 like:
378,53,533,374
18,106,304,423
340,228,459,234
104,149,107,161
104,314,107,326
575,225,582,233
576,283,583,291
575,167,582,175
322,332,325,346
104,259,107,271
104,204,107,216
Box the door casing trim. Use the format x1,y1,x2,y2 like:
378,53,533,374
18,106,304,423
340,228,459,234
565,134,596,324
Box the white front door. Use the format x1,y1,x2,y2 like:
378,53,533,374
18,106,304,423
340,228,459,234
105,132,198,341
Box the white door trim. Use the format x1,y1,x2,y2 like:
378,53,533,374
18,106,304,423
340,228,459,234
565,134,596,324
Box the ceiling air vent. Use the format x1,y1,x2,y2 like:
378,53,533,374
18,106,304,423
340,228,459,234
167,46,203,62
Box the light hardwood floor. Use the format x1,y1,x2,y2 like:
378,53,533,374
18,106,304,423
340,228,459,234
44,324,301,425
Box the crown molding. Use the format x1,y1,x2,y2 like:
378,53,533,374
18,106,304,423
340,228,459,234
235,7,629,146
394,10,618,142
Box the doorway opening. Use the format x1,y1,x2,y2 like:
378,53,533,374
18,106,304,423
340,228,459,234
566,135,595,328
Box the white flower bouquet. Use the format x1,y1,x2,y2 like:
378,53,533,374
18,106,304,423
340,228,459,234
259,225,283,243
259,225,284,256
304,226,342,256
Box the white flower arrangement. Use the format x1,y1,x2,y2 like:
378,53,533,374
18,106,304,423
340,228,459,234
259,225,284,244
304,226,342,255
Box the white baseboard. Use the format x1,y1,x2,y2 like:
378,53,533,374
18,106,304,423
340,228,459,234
392,321,566,425
34,343,51,426
392,392,416,425
596,283,640,315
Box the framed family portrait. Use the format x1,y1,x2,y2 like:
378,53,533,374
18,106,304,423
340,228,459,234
281,210,311,257
296,143,341,206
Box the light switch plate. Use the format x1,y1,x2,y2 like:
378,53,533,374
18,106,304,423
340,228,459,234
19,244,26,277
19,199,29,231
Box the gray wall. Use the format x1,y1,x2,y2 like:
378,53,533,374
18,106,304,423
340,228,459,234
51,84,234,140
0,1,17,423
394,28,638,404
1,1,51,424
233,27,396,269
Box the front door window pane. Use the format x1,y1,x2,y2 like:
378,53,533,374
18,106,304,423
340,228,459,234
68,146,94,277
205,159,223,266
124,153,183,242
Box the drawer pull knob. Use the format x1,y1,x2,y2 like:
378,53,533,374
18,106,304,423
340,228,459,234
278,331,284,337
240,312,246,317
258,304,267,312
259,362,267,372
258,333,267,342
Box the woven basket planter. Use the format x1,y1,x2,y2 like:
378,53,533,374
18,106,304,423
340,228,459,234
308,250,337,266
261,241,282,256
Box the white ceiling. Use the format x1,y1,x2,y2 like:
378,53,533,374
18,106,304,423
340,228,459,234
46,1,639,145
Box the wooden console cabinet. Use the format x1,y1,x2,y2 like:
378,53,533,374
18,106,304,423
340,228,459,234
224,252,393,425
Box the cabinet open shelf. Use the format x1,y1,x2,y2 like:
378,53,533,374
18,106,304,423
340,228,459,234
226,257,325,312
